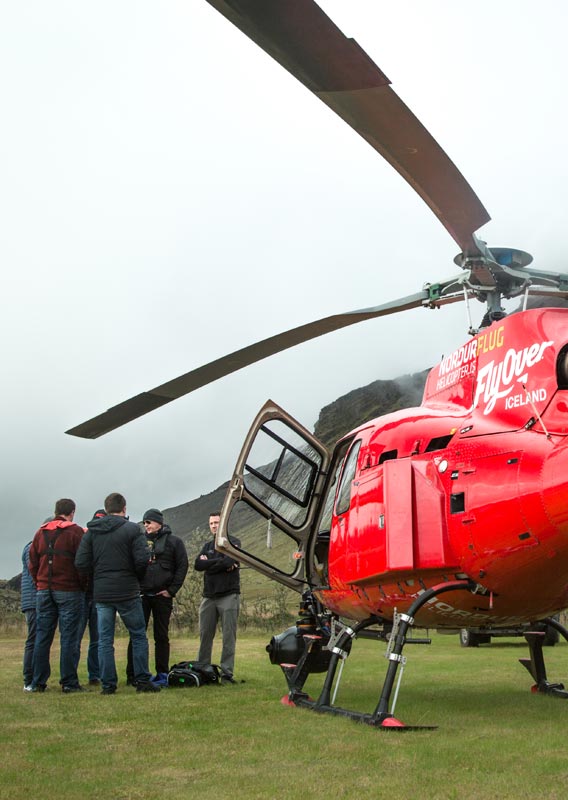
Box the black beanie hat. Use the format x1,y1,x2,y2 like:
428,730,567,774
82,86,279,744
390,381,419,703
143,508,163,525
92,509,106,520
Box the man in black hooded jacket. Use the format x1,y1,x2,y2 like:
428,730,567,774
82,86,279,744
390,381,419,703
75,492,158,694
126,508,188,686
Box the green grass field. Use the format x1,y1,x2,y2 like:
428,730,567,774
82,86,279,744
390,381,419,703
3,632,568,799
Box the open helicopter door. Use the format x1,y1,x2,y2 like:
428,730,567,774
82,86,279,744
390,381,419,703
216,400,331,591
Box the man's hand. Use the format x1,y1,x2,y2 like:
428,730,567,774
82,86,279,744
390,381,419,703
157,589,172,598
199,554,208,561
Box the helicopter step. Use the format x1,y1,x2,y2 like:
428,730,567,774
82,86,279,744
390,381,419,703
519,623,568,699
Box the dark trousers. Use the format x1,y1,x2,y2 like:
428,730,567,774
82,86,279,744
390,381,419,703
126,594,173,678
75,594,100,681
23,608,37,686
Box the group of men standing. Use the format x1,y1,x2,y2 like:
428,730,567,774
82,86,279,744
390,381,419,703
22,495,241,694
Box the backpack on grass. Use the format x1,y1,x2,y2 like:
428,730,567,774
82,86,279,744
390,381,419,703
167,661,221,687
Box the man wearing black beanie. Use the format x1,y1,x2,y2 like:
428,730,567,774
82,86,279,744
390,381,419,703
126,508,188,686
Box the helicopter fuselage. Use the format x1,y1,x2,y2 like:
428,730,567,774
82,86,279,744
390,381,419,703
313,307,568,628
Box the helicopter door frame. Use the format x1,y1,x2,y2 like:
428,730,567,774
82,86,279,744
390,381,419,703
216,399,331,591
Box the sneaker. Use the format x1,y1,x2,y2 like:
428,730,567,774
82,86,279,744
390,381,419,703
23,685,32,692
126,677,137,687
62,685,87,693
136,681,161,693
151,672,169,687
25,684,47,693
88,679,101,686
220,674,237,685
101,687,117,695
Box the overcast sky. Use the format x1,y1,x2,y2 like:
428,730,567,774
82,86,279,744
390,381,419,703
2,1,568,578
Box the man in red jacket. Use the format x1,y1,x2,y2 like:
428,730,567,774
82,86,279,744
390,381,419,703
27,498,86,693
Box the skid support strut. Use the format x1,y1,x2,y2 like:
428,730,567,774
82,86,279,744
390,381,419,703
288,579,475,729
520,617,568,698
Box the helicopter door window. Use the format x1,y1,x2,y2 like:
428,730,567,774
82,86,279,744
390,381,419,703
224,500,301,577
335,440,362,516
243,419,323,528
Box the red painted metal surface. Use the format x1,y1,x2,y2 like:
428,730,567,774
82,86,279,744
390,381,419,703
317,309,568,628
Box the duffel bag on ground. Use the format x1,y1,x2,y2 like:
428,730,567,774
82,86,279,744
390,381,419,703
168,661,221,687
167,666,201,687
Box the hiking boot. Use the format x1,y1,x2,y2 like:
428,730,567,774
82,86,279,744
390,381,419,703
101,687,117,695
221,674,237,685
136,681,161,693
62,685,87,693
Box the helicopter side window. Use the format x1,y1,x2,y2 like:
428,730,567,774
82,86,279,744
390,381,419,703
335,440,361,516
556,345,568,389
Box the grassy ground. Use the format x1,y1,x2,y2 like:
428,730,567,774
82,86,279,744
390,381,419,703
2,632,568,799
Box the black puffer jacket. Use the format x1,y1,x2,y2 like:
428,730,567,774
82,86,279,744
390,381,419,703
75,514,150,603
141,524,188,596
194,537,240,598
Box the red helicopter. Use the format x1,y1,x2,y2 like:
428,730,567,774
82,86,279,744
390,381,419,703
67,1,568,728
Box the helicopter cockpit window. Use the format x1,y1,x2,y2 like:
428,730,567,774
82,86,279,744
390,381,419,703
243,419,322,529
317,438,353,535
335,440,361,516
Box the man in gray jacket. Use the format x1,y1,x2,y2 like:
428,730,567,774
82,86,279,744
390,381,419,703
75,492,159,695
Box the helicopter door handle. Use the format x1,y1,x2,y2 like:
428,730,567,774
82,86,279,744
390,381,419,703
462,515,476,524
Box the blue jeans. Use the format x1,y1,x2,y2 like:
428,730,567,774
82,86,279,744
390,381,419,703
23,609,37,686
97,598,151,691
75,595,100,681
32,590,84,689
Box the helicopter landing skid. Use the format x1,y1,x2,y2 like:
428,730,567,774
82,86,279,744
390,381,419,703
520,624,568,699
280,579,476,730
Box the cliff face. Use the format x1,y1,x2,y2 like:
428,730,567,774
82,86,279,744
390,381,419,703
313,370,429,448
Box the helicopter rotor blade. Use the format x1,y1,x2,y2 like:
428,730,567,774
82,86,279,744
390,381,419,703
66,291,431,439
205,0,490,255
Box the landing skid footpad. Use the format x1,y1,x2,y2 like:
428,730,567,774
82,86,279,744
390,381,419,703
520,628,568,699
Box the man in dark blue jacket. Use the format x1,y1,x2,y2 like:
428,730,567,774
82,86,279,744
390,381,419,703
75,492,159,695
194,511,240,684
126,508,188,686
